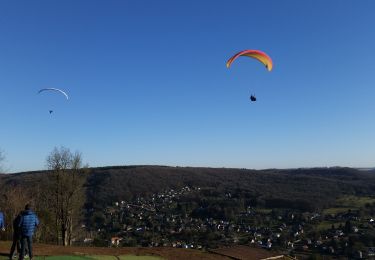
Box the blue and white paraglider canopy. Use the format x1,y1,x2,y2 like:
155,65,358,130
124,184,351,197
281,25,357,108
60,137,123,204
38,88,69,100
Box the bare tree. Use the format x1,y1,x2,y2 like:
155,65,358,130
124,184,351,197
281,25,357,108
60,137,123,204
0,149,4,173
46,146,87,246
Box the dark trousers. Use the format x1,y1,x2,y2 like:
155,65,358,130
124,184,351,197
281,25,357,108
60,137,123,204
9,234,21,258
20,236,32,260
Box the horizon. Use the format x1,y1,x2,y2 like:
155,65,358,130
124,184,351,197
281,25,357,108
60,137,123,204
3,163,375,175
1,0,375,172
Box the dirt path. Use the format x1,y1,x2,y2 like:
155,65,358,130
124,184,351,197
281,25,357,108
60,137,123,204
0,241,231,260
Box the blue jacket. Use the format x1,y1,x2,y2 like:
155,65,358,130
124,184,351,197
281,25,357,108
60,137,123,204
19,210,39,237
0,212,4,229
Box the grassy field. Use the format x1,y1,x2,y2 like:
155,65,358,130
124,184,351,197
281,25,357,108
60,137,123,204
322,195,375,215
317,195,375,231
322,207,353,215
256,208,273,214
336,195,375,208
316,220,346,231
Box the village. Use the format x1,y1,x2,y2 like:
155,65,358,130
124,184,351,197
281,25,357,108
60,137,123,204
81,186,375,259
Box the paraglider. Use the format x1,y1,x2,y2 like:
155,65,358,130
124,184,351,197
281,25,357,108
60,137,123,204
250,95,256,102
226,50,273,71
38,88,69,114
227,50,273,102
38,88,69,99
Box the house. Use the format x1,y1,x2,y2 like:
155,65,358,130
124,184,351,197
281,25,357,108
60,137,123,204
83,238,93,243
111,236,122,246
335,230,344,236
368,247,375,257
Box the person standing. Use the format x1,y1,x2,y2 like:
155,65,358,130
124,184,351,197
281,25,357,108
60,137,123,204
0,210,5,231
19,205,39,260
9,212,23,259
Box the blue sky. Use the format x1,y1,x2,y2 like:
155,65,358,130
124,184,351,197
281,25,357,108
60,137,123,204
1,0,374,173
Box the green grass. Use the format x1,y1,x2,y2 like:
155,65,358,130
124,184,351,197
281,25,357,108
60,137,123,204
256,208,272,214
336,195,375,208
322,195,375,216
316,221,346,231
118,256,164,260
88,256,118,260
322,207,353,215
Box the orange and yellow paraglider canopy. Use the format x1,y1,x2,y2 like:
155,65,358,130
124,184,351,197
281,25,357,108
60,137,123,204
226,50,273,71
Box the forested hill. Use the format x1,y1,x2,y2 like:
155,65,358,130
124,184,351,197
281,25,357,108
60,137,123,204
2,166,375,211
85,166,375,211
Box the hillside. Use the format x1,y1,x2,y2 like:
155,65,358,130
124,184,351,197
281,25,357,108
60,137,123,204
2,166,375,258
2,166,375,212
84,166,375,211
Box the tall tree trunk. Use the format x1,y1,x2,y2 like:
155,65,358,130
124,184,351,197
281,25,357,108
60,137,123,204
68,215,72,246
55,216,60,245
55,172,60,245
